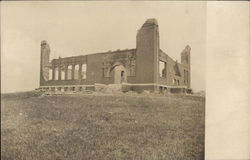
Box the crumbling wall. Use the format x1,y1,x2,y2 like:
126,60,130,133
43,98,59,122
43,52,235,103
40,40,51,86
135,18,159,84
181,45,191,88
40,47,137,87
158,46,191,89
39,18,192,93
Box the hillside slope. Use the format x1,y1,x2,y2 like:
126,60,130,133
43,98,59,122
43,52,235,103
1,91,205,160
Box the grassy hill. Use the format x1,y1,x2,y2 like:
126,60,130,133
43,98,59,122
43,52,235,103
1,91,205,160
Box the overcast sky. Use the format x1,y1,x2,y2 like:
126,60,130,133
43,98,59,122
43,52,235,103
1,1,206,93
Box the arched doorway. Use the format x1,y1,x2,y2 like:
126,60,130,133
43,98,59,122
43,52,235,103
113,65,127,84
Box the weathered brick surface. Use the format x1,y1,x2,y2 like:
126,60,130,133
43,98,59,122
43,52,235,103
40,19,191,93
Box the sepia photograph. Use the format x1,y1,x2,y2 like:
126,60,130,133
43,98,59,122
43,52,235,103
1,1,249,160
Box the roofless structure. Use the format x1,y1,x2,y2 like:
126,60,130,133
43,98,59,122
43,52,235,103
39,18,191,93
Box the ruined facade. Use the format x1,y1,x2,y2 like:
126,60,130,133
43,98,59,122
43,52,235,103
39,19,191,93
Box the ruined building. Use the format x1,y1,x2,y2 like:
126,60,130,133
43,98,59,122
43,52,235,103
39,18,191,93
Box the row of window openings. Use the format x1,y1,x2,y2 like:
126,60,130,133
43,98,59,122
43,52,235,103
172,79,189,85
49,64,87,80
171,78,190,85
173,79,180,85
45,86,85,92
172,78,189,85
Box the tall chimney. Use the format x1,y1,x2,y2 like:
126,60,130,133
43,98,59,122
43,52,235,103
40,40,50,86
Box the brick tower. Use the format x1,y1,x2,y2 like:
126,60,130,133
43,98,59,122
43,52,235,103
181,45,191,88
40,40,51,86
135,18,159,89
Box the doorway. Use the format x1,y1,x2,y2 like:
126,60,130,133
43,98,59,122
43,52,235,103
113,65,127,84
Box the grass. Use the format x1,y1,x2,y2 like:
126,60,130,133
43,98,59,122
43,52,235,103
1,91,205,160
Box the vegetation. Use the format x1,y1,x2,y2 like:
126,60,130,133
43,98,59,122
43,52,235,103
1,91,205,160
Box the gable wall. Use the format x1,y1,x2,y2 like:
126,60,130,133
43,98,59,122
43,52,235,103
158,50,190,87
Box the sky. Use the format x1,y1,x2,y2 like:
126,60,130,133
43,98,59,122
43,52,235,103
1,1,206,93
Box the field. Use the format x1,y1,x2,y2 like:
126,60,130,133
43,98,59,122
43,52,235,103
1,91,205,160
